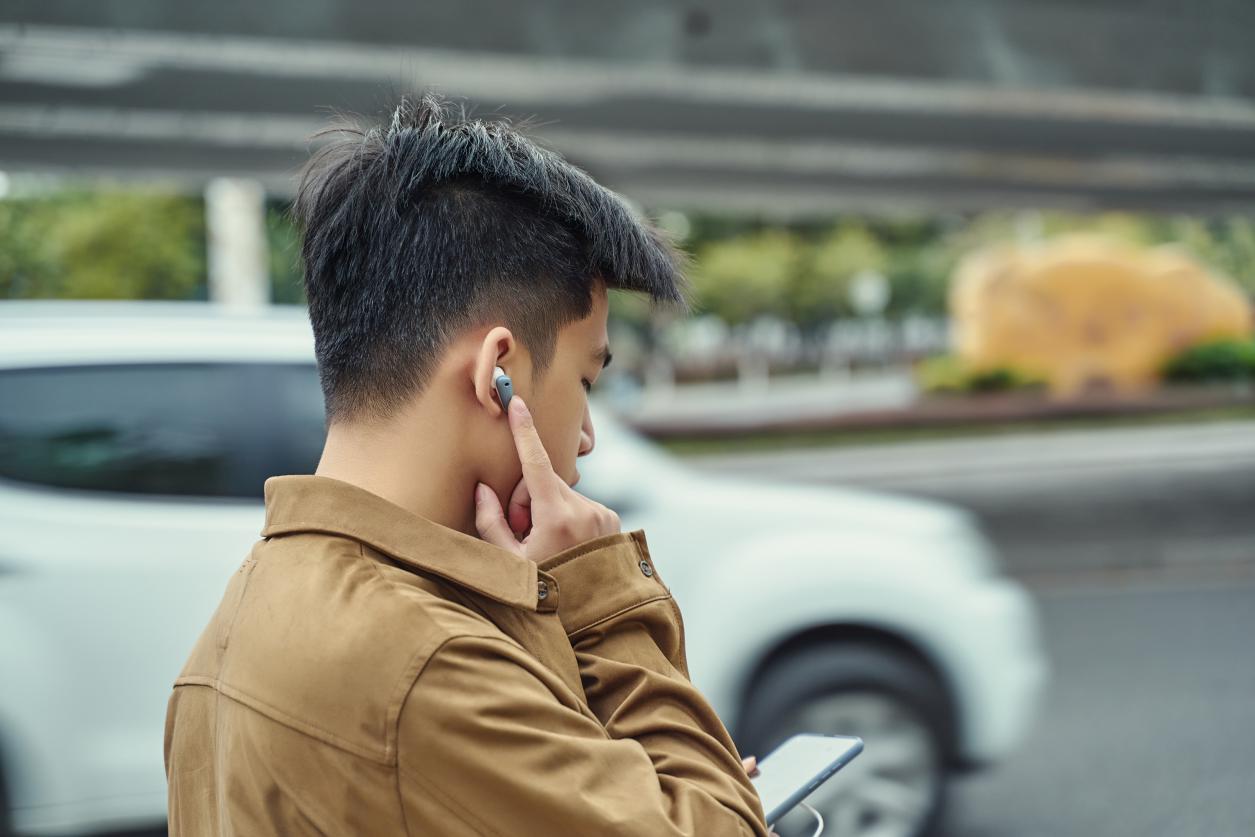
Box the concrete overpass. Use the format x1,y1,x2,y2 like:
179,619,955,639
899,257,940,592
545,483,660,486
2,0,1254,214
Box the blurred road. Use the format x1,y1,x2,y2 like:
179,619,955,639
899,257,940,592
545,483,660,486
688,420,1255,835
943,577,1255,837
686,420,1255,580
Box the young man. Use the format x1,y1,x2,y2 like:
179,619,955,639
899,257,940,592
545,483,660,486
164,94,772,836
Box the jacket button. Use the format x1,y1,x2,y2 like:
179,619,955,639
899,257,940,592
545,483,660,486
639,559,654,577
537,580,549,600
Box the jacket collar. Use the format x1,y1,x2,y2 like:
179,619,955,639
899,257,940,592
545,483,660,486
260,474,549,611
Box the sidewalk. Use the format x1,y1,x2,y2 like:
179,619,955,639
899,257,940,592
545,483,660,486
609,372,1255,439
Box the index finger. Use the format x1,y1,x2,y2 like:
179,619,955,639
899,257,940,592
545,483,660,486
507,396,562,504
506,473,532,537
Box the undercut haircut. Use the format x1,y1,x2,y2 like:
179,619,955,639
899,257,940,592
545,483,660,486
294,92,689,425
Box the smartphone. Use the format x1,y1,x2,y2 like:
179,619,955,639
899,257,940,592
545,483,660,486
749,733,864,826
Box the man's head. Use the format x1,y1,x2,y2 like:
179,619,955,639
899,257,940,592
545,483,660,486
294,93,687,490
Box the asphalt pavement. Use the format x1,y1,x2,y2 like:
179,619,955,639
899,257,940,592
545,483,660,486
943,576,1255,837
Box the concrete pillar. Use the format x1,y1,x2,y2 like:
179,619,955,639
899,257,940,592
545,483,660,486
205,177,270,309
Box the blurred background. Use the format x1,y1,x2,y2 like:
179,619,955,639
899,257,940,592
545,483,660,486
1,2,1253,836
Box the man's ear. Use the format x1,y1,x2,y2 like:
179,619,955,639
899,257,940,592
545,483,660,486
473,325,518,417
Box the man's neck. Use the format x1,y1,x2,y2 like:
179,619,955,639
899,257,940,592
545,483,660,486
313,407,479,538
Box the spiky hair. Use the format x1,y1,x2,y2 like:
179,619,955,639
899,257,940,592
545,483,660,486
294,92,688,425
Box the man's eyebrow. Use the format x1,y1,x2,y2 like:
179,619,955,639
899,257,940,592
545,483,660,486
593,344,613,369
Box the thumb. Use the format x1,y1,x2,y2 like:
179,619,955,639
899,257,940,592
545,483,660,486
507,476,532,537
473,482,523,556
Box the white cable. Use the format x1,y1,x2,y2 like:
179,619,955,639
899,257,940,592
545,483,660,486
800,801,825,836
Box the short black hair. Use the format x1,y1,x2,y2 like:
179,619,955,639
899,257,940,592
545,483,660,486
293,92,689,425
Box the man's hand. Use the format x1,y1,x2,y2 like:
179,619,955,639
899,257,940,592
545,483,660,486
742,756,781,837
474,395,620,563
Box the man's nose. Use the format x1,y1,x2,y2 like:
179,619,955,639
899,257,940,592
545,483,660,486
577,410,595,457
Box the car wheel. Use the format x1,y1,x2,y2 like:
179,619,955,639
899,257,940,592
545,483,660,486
737,642,952,837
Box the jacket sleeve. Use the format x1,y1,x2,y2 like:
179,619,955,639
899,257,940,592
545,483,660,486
395,530,770,837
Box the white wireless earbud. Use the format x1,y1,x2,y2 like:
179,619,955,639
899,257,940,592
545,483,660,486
492,365,513,412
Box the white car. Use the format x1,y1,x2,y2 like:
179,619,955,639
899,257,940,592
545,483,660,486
0,301,1048,837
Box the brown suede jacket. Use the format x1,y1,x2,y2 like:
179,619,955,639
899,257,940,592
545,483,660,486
165,474,769,836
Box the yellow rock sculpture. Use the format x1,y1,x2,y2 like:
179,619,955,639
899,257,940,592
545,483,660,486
949,236,1253,397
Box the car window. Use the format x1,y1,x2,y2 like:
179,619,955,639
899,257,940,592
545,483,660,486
252,363,327,476
0,363,325,500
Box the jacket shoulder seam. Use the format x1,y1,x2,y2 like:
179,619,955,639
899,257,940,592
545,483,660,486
367,542,456,763
364,545,518,762
391,642,607,833
395,633,599,735
392,633,609,832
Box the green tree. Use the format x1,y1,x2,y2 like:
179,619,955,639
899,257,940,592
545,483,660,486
0,196,57,298
688,229,801,325
0,188,207,300
788,221,885,328
267,201,305,305
1165,216,1255,296
883,237,955,316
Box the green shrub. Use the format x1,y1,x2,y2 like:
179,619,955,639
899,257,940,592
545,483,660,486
916,355,1045,394
1163,338,1255,383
